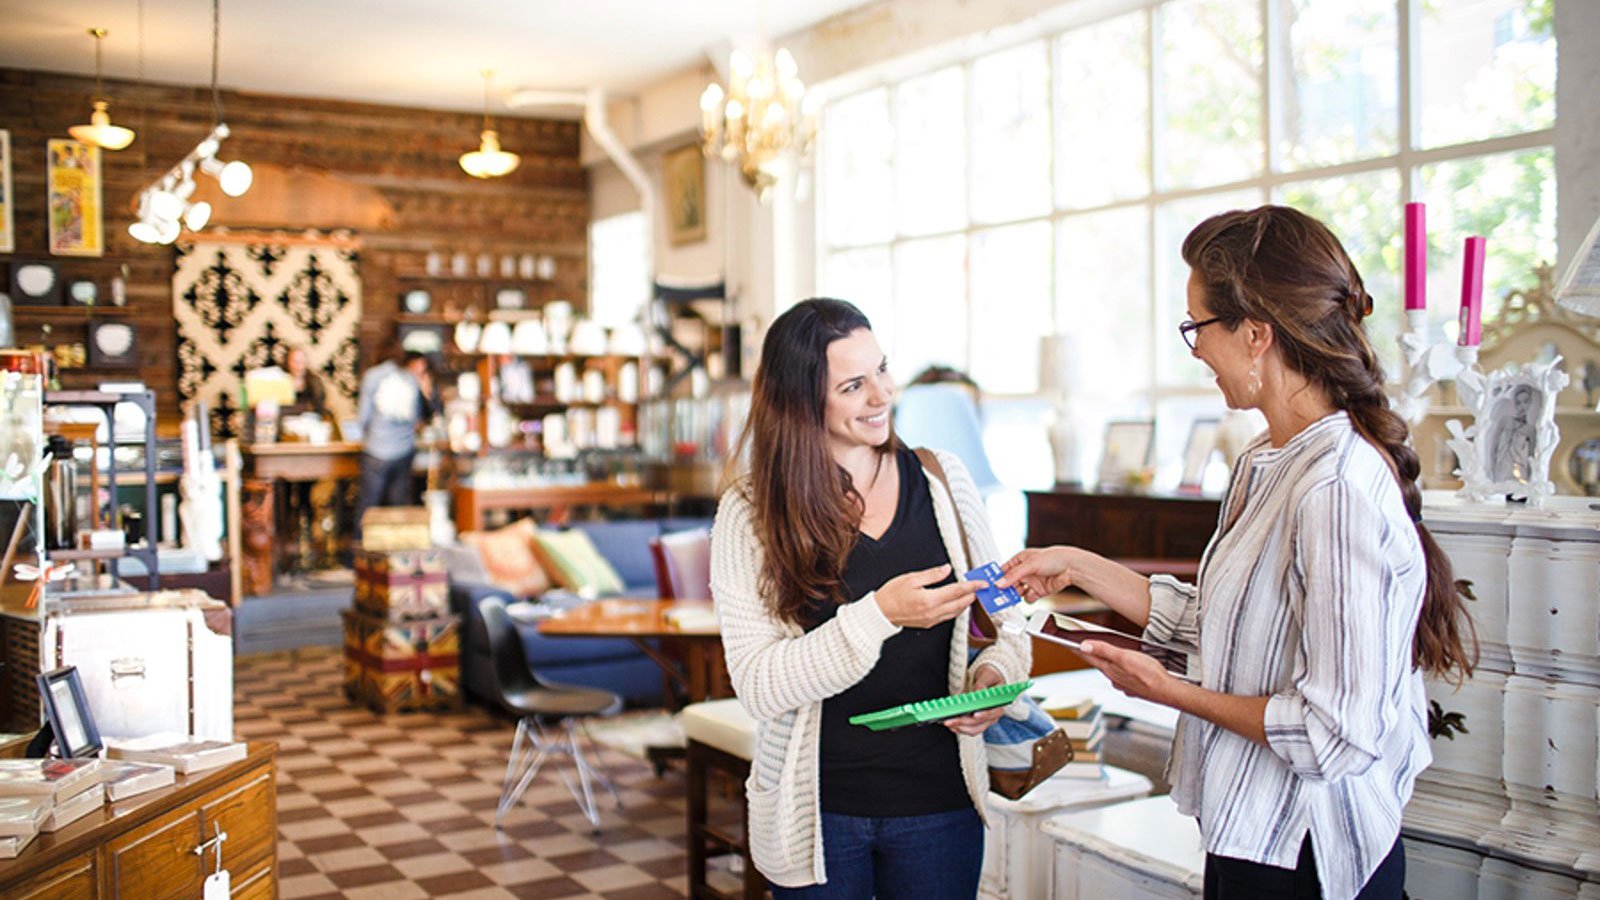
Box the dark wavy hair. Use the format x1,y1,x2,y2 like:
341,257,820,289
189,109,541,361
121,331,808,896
723,298,901,627
1182,205,1477,681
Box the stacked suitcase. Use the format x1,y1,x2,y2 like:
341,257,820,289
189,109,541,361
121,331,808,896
342,548,461,713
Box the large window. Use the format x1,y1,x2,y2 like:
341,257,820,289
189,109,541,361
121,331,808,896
816,0,1555,486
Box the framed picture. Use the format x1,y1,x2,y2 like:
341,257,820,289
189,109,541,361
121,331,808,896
87,320,139,367
67,279,98,307
396,321,449,356
0,130,13,253
662,143,707,246
1178,418,1221,492
46,139,104,257
1099,419,1155,489
37,666,103,758
1445,357,1568,505
10,260,62,306
493,287,527,311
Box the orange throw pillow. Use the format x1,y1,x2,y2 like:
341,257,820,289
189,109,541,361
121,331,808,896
461,519,550,598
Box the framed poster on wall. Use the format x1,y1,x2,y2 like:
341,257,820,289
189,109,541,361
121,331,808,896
46,139,104,257
662,143,707,246
0,130,13,253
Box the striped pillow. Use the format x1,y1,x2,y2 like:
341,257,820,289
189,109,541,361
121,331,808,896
531,529,626,597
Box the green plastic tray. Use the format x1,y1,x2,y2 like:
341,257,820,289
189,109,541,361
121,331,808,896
848,680,1034,731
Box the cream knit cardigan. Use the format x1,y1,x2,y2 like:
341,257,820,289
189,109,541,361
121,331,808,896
709,449,1032,888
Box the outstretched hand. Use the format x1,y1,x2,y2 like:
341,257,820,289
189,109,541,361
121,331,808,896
995,547,1080,602
874,564,986,629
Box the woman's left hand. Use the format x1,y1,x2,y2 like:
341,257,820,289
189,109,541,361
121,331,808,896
1077,641,1183,707
944,665,1008,736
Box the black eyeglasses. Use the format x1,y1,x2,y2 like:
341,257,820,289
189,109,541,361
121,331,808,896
1178,316,1224,350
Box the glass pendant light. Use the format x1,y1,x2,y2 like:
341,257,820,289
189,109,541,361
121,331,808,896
459,70,520,179
68,28,136,150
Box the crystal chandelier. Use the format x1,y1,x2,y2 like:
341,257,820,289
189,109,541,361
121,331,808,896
699,46,817,201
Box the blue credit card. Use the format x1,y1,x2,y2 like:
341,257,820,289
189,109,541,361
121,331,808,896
966,561,1023,615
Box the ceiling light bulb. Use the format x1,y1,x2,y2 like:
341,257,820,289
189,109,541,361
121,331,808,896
129,219,161,244
184,201,212,231
156,218,182,244
219,160,252,196
149,189,183,221
69,100,136,150
700,83,724,113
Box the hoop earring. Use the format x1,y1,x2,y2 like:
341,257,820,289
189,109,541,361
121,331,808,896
1247,362,1262,403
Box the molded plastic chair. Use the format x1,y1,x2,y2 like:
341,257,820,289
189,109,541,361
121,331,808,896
894,383,1002,495
649,528,712,600
480,597,624,831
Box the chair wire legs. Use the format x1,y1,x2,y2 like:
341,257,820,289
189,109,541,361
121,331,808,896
496,716,622,832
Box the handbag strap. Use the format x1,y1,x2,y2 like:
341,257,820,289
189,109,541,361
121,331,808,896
914,448,998,644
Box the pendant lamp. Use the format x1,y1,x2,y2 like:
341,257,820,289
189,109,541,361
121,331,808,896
68,28,136,150
459,70,520,179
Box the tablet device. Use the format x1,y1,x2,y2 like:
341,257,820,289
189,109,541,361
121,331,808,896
1024,610,1196,681
848,680,1033,731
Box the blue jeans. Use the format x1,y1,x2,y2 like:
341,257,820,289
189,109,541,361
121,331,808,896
356,452,414,536
769,807,984,900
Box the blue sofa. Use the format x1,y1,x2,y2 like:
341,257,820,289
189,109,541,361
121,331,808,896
450,517,712,708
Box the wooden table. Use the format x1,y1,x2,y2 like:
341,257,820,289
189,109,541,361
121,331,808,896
454,482,667,534
244,441,363,482
537,598,726,703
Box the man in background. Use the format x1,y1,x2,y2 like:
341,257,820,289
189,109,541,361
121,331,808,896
355,346,433,525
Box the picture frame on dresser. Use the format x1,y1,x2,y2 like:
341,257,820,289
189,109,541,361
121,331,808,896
1178,417,1220,492
37,666,103,759
1098,420,1154,490
1446,359,1566,504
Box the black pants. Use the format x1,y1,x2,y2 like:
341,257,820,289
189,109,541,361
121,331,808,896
356,452,415,536
1204,834,1405,900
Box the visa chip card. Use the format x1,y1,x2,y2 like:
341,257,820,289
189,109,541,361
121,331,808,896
966,561,1023,615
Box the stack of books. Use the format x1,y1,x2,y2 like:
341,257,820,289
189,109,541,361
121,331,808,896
1043,697,1106,779
107,736,246,774
0,758,105,855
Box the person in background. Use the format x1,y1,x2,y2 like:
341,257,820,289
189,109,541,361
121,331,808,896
355,346,433,522
282,346,329,420
710,298,1030,898
1000,206,1477,900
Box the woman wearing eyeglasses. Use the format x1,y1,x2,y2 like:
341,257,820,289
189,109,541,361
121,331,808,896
1001,205,1477,900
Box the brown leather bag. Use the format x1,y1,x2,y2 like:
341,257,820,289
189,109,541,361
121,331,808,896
987,729,1075,800
914,448,999,647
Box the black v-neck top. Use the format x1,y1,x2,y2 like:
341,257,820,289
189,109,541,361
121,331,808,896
801,447,969,816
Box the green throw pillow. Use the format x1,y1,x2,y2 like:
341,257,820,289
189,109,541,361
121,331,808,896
532,529,626,597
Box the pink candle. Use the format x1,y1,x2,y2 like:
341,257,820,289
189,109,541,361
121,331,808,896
1404,202,1426,310
1457,236,1487,347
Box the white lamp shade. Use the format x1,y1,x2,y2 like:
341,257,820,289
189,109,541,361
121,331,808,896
184,201,212,231
69,101,135,150
477,321,513,355
219,160,252,196
459,130,520,179
128,219,161,244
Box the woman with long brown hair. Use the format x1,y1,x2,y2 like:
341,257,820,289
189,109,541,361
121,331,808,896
1001,205,1476,900
710,298,1031,896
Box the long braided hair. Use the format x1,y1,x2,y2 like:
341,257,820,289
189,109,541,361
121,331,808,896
1183,205,1477,680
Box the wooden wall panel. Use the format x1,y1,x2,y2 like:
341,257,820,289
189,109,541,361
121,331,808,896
0,68,588,428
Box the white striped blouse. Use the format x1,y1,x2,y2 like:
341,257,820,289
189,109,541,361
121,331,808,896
1144,412,1432,900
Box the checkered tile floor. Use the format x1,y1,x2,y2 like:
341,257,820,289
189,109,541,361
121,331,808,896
235,647,695,899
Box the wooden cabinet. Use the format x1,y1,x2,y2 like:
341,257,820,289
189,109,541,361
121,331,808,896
0,743,277,900
1025,488,1221,567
